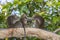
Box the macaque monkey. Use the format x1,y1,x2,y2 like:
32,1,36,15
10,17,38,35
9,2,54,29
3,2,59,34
7,14,28,40
32,14,45,29
7,14,22,28
20,14,28,40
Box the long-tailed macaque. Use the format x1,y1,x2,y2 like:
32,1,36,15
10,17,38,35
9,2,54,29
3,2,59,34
32,14,45,29
20,14,28,40
7,14,27,40
7,14,22,28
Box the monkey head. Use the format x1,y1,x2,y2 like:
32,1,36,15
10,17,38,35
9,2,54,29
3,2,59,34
32,14,45,29
20,14,28,25
7,14,20,28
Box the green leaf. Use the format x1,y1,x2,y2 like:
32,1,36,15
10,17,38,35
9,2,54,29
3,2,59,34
2,2,13,9
33,0,43,2
52,16,59,24
56,2,60,6
22,0,31,3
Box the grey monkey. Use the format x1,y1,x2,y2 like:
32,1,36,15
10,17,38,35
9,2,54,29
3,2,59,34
7,14,28,40
32,14,45,29
7,14,22,28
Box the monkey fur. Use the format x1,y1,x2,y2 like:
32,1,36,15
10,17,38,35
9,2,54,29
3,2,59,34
7,14,27,40
7,13,45,40
32,14,45,29
20,14,28,40
7,14,22,28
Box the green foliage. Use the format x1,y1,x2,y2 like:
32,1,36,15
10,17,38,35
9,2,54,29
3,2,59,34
0,13,7,28
26,37,41,40
33,0,43,2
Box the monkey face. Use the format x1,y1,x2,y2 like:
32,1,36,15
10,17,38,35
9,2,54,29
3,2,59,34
21,13,30,25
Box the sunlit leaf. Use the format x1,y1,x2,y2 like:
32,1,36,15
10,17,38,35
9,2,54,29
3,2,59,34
56,2,60,6
33,0,43,2
52,16,59,24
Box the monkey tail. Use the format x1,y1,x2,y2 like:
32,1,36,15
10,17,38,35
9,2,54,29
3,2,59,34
23,26,26,40
22,24,26,40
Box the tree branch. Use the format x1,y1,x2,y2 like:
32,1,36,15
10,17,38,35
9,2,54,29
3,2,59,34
53,28,60,33
0,28,60,40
